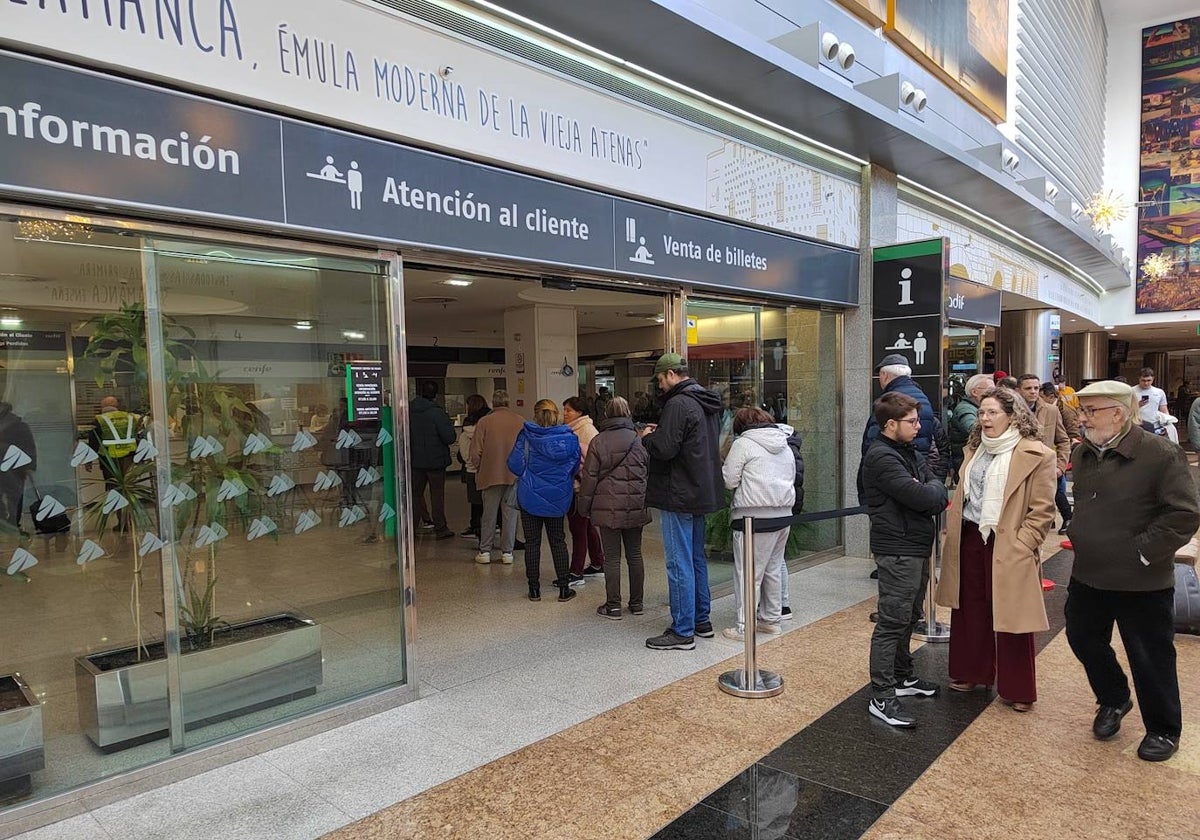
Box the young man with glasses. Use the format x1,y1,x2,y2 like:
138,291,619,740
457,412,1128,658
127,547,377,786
858,392,949,727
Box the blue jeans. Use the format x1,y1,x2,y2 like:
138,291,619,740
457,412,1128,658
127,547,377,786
1055,473,1072,522
659,510,712,638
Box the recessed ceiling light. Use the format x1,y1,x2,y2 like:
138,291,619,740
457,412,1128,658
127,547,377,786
294,320,313,331
1110,332,1118,336
342,330,365,340
441,278,473,287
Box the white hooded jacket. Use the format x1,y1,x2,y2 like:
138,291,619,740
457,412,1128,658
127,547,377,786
722,424,796,520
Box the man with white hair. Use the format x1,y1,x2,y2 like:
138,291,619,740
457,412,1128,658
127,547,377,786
1065,379,1199,762
948,373,994,482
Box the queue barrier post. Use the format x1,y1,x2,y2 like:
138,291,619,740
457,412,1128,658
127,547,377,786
914,509,950,643
718,516,785,698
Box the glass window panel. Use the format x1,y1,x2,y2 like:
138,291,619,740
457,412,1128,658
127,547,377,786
144,239,404,750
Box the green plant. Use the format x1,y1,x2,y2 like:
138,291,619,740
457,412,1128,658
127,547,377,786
177,569,228,651
81,302,268,659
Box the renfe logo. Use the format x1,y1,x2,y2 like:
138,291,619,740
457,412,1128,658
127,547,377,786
0,101,242,175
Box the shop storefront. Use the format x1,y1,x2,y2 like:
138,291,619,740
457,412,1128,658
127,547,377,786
0,21,859,818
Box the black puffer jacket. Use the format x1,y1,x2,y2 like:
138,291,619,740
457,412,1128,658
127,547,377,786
858,435,947,556
576,417,651,529
408,396,455,470
644,379,724,514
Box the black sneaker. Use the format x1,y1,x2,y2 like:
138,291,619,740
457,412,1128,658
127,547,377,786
895,677,939,697
1137,733,1179,762
869,568,879,579
597,604,622,620
1058,520,1071,535
666,621,713,638
869,697,916,728
628,603,644,615
582,565,604,576
567,573,586,587
1093,699,1133,740
781,606,793,620
646,630,695,650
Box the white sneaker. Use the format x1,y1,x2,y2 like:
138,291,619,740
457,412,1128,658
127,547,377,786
474,552,491,565
500,553,514,565
721,627,745,641
756,621,782,635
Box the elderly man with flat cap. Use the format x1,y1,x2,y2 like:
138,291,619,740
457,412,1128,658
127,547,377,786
1065,379,1199,762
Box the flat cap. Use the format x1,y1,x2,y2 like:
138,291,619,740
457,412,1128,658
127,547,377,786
1076,379,1137,411
875,352,910,372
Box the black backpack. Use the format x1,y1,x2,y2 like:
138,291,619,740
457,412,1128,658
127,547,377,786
785,431,805,515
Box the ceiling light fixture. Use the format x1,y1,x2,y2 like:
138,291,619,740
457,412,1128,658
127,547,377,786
294,320,313,331
441,278,474,287
0,315,21,327
1141,252,1174,281
342,330,366,340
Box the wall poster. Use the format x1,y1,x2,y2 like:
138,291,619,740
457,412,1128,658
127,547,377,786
886,0,1009,122
1137,15,1200,313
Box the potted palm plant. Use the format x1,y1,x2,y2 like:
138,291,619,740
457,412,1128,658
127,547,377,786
73,303,322,752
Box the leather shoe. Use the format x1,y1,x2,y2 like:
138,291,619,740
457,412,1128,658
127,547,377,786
1137,733,1179,762
1093,699,1133,740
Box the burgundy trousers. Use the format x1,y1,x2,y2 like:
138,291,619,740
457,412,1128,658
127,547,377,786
567,495,604,573
949,521,1037,704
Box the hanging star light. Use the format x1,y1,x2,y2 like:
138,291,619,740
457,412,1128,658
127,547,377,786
1083,188,1129,234
1141,252,1174,281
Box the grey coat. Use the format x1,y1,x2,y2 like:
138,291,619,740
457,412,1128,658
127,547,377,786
576,417,651,529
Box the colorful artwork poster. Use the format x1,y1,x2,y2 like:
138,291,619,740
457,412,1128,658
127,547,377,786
1137,15,1200,313
887,0,1008,122
835,0,887,26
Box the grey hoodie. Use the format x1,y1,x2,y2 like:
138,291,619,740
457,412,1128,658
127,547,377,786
723,424,796,520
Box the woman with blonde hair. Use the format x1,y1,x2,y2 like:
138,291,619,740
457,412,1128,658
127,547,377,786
508,399,581,602
936,388,1056,711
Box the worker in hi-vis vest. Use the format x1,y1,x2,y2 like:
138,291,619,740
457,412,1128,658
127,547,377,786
88,396,143,529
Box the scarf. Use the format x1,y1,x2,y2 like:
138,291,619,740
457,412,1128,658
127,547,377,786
969,425,1022,543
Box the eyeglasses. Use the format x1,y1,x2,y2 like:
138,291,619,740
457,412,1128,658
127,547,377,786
1078,405,1122,419
897,417,920,427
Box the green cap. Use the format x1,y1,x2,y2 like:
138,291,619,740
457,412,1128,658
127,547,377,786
653,352,684,375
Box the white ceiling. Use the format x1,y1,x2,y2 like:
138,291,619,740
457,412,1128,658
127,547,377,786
1099,0,1200,30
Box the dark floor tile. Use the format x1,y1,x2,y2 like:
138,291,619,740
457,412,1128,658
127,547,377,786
808,684,991,758
760,726,930,805
649,803,752,840
702,764,886,840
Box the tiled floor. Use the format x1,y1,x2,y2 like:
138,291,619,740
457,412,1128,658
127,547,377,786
6,554,878,839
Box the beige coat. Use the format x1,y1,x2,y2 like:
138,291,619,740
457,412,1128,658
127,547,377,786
935,437,1056,634
1032,400,1070,472
469,407,526,491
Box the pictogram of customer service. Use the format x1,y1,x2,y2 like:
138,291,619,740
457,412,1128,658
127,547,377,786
306,155,364,210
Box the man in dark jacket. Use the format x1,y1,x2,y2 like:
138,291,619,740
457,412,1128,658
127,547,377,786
861,354,937,467
1066,380,1199,762
0,401,36,528
408,380,456,539
860,392,948,727
641,353,723,650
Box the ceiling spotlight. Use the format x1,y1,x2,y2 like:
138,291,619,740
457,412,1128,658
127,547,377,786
911,88,927,112
837,42,856,69
1069,202,1084,220
1045,183,1059,201
441,278,473,287
294,320,313,331
901,81,917,106
820,31,840,61
1001,149,1020,171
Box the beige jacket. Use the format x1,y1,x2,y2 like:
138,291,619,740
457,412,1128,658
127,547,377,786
469,407,525,490
1032,400,1070,472
936,438,1057,633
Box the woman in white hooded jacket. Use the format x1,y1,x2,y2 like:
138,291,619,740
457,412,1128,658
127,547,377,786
721,407,796,641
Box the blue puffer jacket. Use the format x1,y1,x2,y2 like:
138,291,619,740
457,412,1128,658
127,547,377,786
507,421,581,517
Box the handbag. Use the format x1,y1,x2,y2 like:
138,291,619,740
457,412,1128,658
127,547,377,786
28,480,71,535
1175,562,1200,635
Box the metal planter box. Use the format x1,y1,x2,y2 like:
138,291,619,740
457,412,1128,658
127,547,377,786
0,674,44,801
75,614,322,752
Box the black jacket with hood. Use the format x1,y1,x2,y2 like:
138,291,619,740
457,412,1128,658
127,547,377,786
644,379,724,514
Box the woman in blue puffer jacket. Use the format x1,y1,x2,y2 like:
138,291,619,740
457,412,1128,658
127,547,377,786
507,399,581,603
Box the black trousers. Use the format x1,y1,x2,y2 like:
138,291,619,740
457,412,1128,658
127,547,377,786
1065,578,1182,739
410,468,447,532
523,513,569,585
599,525,645,611
869,553,928,699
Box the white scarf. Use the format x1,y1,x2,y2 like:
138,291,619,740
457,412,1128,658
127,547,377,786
969,426,1022,542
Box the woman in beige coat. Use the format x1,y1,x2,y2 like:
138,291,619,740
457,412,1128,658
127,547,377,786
936,387,1056,711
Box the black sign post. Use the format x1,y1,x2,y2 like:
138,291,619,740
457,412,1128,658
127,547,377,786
870,239,947,413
